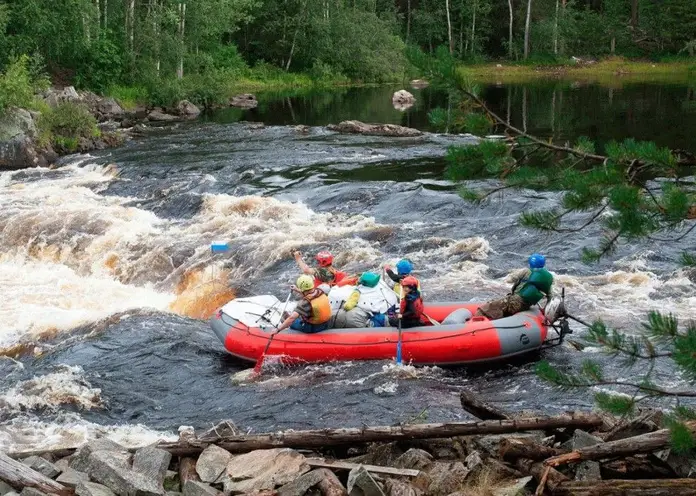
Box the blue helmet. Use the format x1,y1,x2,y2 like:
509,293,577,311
395,259,413,275
529,253,546,269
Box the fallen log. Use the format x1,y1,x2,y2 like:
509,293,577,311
602,456,675,479
459,391,510,420
551,478,696,496
315,468,348,496
514,458,568,492
156,413,603,456
544,421,696,468
500,438,565,461
0,452,71,496
307,458,420,477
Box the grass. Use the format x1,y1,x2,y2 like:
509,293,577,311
457,56,696,86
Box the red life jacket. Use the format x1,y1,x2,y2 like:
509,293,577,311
399,295,431,326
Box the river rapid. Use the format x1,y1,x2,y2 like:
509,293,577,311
1,83,694,453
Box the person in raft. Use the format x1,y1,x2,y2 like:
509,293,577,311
276,275,332,333
475,253,553,320
384,258,420,295
293,250,347,287
388,276,433,328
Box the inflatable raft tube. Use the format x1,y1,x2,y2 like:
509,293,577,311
210,296,550,366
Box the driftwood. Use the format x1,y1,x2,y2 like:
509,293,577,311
0,452,71,496
179,457,200,485
459,391,510,421
552,478,696,496
500,437,565,461
156,414,603,456
315,468,349,496
602,456,675,479
514,458,568,492
307,458,420,477
545,422,696,467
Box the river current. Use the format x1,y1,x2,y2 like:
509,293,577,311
1,83,694,453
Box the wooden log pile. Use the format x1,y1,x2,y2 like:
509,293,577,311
1,393,695,495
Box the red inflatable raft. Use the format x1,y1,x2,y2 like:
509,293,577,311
210,295,566,366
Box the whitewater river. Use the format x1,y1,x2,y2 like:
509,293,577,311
1,82,694,453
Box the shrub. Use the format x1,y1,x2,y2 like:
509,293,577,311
106,85,149,110
0,55,49,114
38,101,98,144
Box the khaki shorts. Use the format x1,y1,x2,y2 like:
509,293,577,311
475,294,530,320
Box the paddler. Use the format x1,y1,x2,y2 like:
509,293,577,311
388,276,432,328
276,275,332,333
384,258,420,295
475,253,553,320
293,250,348,287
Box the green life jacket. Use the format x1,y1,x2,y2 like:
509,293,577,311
515,268,553,305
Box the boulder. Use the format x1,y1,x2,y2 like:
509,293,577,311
44,86,80,107
21,456,61,479
196,445,232,483
327,121,422,137
219,448,310,494
19,489,46,496
426,462,469,496
0,108,43,169
392,90,415,111
176,100,201,118
491,476,533,496
0,107,36,140
277,469,327,496
87,450,164,496
464,451,482,472
76,482,117,496
56,468,90,488
70,438,127,472
97,98,125,120
393,449,433,471
574,461,601,481
133,446,172,487
475,432,545,456
148,110,180,122
230,94,258,109
561,429,604,451
182,481,222,496
347,465,385,496
0,480,15,495
383,479,422,496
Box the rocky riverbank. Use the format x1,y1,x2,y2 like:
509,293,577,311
2,396,694,496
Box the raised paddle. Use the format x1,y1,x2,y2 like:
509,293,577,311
253,290,292,375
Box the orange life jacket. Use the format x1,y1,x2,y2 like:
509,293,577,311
303,290,332,325
313,266,348,287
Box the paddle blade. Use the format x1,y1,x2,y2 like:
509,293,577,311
211,242,230,253
396,342,402,365
253,355,265,374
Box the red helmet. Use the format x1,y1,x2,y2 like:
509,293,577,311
315,251,334,267
402,276,419,288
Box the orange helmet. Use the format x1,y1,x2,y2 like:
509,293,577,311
315,251,334,267
402,276,419,288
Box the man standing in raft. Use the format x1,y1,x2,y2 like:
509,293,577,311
293,250,349,287
276,275,332,333
475,253,554,320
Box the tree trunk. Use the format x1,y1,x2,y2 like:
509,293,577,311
522,86,528,132
508,0,514,57
460,391,510,420
470,0,477,54
177,2,186,79
553,479,696,496
103,0,108,29
523,0,532,59
406,0,411,41
610,36,616,54
128,0,135,52
155,414,603,457
545,422,696,468
445,0,453,54
630,0,638,27
553,0,559,54
0,452,71,496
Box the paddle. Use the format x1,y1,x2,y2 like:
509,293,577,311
253,290,292,375
396,285,404,365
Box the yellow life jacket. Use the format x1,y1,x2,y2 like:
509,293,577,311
304,291,331,325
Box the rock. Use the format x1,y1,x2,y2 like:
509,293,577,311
230,94,258,109
475,432,545,456
409,79,429,89
87,450,165,496
384,479,422,496
0,480,15,495
464,451,482,472
349,443,404,466
347,465,385,496
426,462,469,496
164,471,180,492
98,98,125,119
182,481,222,496
56,468,90,488
76,482,117,496
148,110,180,122
0,107,36,140
277,469,326,496
327,121,422,137
574,461,601,481
661,449,696,477
392,90,415,111
393,449,433,471
0,108,43,169
70,438,127,472
196,445,231,483
44,86,80,107
133,446,172,487
294,125,310,134
176,100,201,118
219,448,310,494
562,429,604,451
19,489,46,496
491,476,532,496
21,456,61,479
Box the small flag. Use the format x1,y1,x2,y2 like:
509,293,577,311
210,242,229,253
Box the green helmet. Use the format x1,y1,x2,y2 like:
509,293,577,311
358,272,380,288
